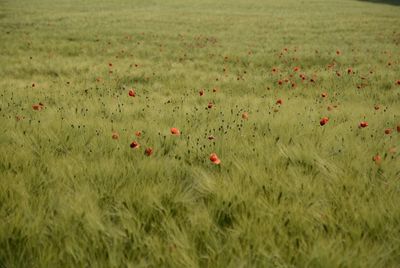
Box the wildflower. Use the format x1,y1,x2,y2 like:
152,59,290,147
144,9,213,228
130,141,140,149
320,117,329,126
209,153,221,165
170,128,180,135
128,89,136,97
145,147,153,156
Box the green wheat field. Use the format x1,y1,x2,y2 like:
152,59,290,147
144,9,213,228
1,0,400,267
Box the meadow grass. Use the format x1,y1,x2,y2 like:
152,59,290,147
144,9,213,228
0,0,400,267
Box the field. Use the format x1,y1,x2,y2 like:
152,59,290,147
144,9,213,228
1,0,400,267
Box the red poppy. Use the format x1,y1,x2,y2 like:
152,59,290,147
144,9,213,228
359,121,368,128
397,124,400,132
208,102,213,109
293,66,300,72
320,117,329,126
276,99,283,105
130,141,140,149
374,105,380,110
170,128,180,135
372,154,381,164
347,68,353,74
321,92,328,98
32,103,44,111
128,89,136,97
384,128,392,135
242,112,249,120
199,89,204,96
209,153,221,165
145,147,153,156
278,80,283,85
135,131,142,137
336,50,341,55
396,80,400,85
208,135,215,140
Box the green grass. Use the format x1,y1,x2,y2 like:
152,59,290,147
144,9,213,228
1,0,400,267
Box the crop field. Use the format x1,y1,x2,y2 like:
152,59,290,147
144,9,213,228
1,0,400,267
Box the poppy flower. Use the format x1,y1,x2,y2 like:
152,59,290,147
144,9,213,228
32,105,41,110
320,117,329,126
32,103,44,111
374,105,380,110
145,147,153,156
209,153,221,165
359,121,368,128
384,128,392,135
208,102,213,109
276,99,283,105
112,132,119,140
208,135,215,140
397,124,400,132
321,92,328,98
199,89,204,96
396,80,400,85
293,66,300,72
170,127,180,135
213,87,218,93
128,89,136,97
336,50,341,55
242,112,249,120
372,154,381,164
130,141,140,149
347,68,353,74
272,68,277,73
109,63,113,67
135,131,142,137
278,80,283,85
32,83,35,88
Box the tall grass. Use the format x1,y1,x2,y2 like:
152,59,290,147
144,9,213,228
0,0,399,266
